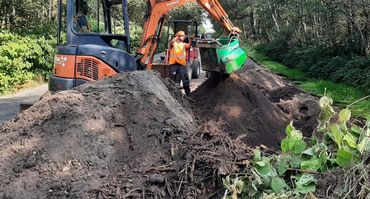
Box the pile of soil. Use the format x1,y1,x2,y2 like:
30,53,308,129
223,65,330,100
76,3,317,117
0,72,195,198
191,74,289,149
0,71,252,198
191,59,321,148
0,59,321,198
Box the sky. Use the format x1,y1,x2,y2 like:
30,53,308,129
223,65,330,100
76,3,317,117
202,13,215,33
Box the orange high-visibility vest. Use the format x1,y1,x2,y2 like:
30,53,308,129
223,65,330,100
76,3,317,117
169,41,189,66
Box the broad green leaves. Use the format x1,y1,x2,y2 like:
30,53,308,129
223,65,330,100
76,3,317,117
336,149,353,167
331,124,343,147
281,122,307,154
339,109,351,123
318,96,335,131
0,31,55,93
271,177,287,193
224,96,369,198
301,157,321,171
358,127,370,154
295,174,317,194
277,157,289,175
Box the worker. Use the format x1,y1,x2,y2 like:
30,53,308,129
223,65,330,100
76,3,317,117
74,1,91,32
169,31,193,95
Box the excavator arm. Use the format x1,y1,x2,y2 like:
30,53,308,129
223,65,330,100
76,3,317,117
137,0,241,69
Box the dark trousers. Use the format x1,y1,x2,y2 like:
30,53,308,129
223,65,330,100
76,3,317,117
170,63,190,95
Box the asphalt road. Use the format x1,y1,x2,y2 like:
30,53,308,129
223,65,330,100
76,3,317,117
0,85,48,125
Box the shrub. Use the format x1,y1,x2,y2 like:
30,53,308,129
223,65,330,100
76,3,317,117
255,35,370,94
0,31,55,93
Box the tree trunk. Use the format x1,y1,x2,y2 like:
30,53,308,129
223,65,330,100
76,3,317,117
267,0,280,32
49,0,53,21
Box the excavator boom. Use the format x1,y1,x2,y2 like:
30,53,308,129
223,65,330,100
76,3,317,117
137,0,241,68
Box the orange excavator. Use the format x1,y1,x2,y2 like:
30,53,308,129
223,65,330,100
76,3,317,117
136,0,241,73
49,0,241,92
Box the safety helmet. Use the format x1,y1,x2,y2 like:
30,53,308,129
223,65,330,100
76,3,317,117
176,31,186,37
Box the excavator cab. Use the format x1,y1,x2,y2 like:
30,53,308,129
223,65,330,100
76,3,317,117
49,0,136,92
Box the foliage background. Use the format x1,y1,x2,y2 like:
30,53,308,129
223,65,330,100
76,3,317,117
217,0,370,93
1,0,369,94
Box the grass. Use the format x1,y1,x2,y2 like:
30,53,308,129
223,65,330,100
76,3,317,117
0,74,46,96
244,43,370,118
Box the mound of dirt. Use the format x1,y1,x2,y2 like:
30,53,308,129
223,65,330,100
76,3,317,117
268,86,302,103
191,74,289,149
240,60,321,137
0,72,196,198
191,59,321,149
0,71,254,199
0,58,321,198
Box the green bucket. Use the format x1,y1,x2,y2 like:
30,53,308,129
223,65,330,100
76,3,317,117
216,37,247,74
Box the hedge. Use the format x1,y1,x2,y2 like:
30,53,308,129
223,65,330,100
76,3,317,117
256,37,370,93
0,31,55,94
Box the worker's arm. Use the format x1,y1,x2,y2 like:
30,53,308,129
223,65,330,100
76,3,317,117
170,37,177,47
185,37,193,49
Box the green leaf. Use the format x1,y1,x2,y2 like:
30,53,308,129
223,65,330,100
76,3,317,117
295,174,317,194
255,161,266,167
296,183,316,194
302,147,314,156
290,155,303,168
319,152,329,171
292,140,307,155
291,128,303,140
331,124,343,146
358,137,370,154
296,174,316,185
343,134,357,149
277,157,289,176
339,109,351,123
281,138,289,153
288,138,297,150
255,160,271,176
286,122,294,136
301,157,321,171
336,149,353,167
261,175,271,186
319,96,333,108
351,125,362,136
271,177,286,193
286,122,303,140
254,149,262,161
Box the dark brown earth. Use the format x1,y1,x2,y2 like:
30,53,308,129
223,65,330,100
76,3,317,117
0,59,321,198
191,60,321,148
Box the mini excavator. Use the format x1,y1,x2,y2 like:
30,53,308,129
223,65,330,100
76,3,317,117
49,0,243,92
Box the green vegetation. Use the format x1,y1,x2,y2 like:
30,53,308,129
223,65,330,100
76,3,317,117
0,31,55,94
220,0,370,116
223,95,370,198
244,43,370,118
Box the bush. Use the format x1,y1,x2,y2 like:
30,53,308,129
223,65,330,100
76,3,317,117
254,32,370,94
0,31,55,94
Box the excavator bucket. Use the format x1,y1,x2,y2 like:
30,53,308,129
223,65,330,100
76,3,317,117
198,38,247,74
216,37,247,74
